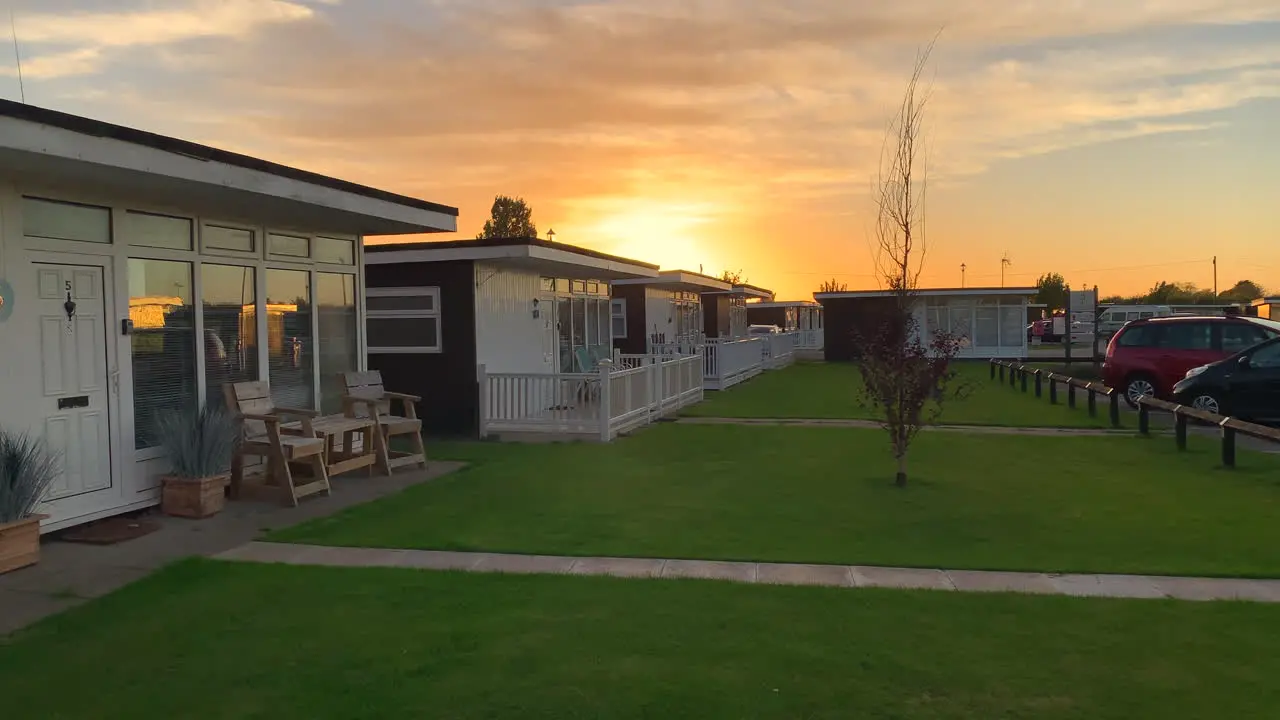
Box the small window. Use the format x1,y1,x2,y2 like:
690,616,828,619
314,236,355,265
366,286,441,353
571,279,587,294
555,278,570,293
611,298,627,339
1117,324,1161,348
540,277,555,292
1250,341,1280,369
268,233,310,258
128,211,193,250
1138,311,1155,319
204,224,255,253
1160,323,1212,350
22,197,111,243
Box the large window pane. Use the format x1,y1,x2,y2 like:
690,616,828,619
999,305,1024,347
317,273,358,414
368,318,439,348
23,197,111,243
557,298,572,372
571,297,587,370
129,259,196,450
128,211,193,250
202,264,258,410
266,269,314,409
974,301,999,347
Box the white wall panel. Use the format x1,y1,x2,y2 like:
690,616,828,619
473,263,552,374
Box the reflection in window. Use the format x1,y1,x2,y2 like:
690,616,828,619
266,269,314,409
314,236,355,265
317,273,358,413
202,265,258,410
128,212,192,250
974,301,999,347
999,305,1024,347
129,259,196,449
23,197,112,243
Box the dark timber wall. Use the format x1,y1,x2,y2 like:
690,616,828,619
611,284,648,355
703,294,730,338
818,296,896,362
747,306,786,328
365,259,479,437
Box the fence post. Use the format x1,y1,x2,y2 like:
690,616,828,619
990,360,996,379
1109,392,1120,428
1067,382,1077,409
476,364,489,438
1049,376,1058,404
1009,365,1017,388
598,360,613,442
1175,412,1187,450
1034,370,1043,397
1138,401,1150,435
1220,419,1236,468
1020,366,1028,392
1086,386,1097,417
998,363,1005,381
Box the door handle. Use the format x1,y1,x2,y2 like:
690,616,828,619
110,369,120,395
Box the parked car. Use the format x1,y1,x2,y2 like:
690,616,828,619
747,324,781,336
1172,336,1280,420
1102,315,1280,407
1095,305,1173,337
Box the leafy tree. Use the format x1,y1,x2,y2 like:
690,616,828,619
853,33,965,488
818,278,848,293
477,195,537,239
1220,280,1266,303
720,269,746,284
1034,272,1067,311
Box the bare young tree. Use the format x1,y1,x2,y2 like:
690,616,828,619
853,35,965,488
818,278,849,293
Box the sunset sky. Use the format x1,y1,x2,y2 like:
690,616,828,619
4,0,1277,300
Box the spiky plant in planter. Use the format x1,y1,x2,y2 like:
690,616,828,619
155,405,240,519
0,430,59,574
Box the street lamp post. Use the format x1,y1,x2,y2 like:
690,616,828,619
547,228,556,243
960,263,966,288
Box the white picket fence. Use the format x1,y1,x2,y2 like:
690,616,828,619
761,331,799,369
794,328,824,351
478,353,704,441
704,337,765,390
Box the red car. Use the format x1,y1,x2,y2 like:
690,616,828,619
1103,315,1280,406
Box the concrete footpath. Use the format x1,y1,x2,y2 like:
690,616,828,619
217,542,1280,603
0,462,463,636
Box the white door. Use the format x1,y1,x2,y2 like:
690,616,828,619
34,263,114,504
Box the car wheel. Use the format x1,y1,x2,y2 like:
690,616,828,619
1189,392,1225,416
1124,375,1156,408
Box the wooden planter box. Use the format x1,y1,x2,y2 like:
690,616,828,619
161,474,230,519
0,514,46,575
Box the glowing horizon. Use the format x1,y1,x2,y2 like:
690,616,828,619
5,0,1278,300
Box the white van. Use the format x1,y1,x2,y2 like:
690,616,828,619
1096,305,1173,336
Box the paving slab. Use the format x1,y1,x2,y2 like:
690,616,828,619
756,563,853,587
568,556,666,578
1049,574,1167,599
0,589,82,637
1152,577,1280,602
471,553,578,574
392,549,488,571
661,559,757,583
946,570,1058,595
852,566,955,590
289,545,406,568
215,541,316,564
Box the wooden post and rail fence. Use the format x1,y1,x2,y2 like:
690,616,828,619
988,359,1280,467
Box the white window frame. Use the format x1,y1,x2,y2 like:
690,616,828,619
366,286,442,354
611,298,627,339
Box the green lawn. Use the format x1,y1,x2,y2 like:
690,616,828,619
4,560,1278,719
684,361,1113,427
274,424,1280,577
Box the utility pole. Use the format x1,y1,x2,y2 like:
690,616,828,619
1213,256,1218,298
960,263,966,288
1000,252,1012,288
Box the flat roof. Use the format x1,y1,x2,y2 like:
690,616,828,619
613,270,731,292
0,100,458,218
365,237,659,280
815,286,1038,300
749,301,820,308
704,283,775,299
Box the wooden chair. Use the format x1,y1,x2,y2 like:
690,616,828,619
341,371,427,474
223,381,331,507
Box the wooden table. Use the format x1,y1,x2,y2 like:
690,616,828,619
283,415,378,478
